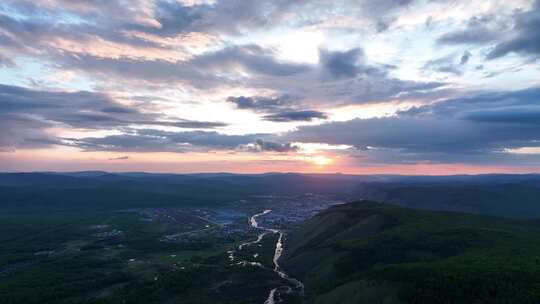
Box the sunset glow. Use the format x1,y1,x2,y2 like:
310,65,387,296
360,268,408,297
309,156,333,167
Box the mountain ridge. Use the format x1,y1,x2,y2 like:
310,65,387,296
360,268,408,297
282,200,540,303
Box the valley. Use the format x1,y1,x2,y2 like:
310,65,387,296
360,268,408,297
3,172,540,303
0,188,342,304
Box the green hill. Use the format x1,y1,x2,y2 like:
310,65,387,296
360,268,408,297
282,201,540,304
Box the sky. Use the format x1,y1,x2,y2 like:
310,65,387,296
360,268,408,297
1,0,540,174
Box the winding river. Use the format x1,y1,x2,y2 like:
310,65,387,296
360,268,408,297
235,210,304,304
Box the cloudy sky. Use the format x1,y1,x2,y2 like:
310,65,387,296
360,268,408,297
1,0,540,174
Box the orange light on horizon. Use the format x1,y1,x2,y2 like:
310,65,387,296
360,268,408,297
309,155,333,166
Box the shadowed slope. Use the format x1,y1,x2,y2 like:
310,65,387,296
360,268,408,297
283,201,540,304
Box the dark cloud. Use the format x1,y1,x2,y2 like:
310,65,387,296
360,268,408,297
220,47,446,108
437,16,500,45
69,129,297,154
226,96,291,111
0,3,310,92
289,117,480,155
0,84,226,149
2,0,415,41
437,3,540,60
461,106,540,125
262,110,328,122
69,129,260,152
0,14,45,49
460,51,472,65
0,11,149,52
252,139,299,153
54,53,220,88
0,114,59,150
68,133,181,153
423,51,471,76
227,95,327,122
127,0,305,36
319,48,387,79
52,44,310,88
0,0,304,55
135,0,414,36
417,87,540,118
252,47,447,106
287,86,540,164
230,78,446,113
0,2,446,107
191,44,311,77
126,1,202,37
0,84,140,129
158,120,227,129
359,0,414,32
487,1,540,59
0,84,225,129
320,48,364,79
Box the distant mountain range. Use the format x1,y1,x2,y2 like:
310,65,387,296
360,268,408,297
2,172,540,217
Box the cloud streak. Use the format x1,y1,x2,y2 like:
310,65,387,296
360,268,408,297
69,129,298,154
262,110,328,122
0,84,226,149
287,87,540,165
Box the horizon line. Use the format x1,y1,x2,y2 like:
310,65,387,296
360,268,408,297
2,170,540,177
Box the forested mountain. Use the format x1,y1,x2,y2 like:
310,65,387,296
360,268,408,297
283,201,540,304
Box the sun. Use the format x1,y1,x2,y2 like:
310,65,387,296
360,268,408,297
310,155,333,166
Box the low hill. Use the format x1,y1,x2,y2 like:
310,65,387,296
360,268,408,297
282,201,540,304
